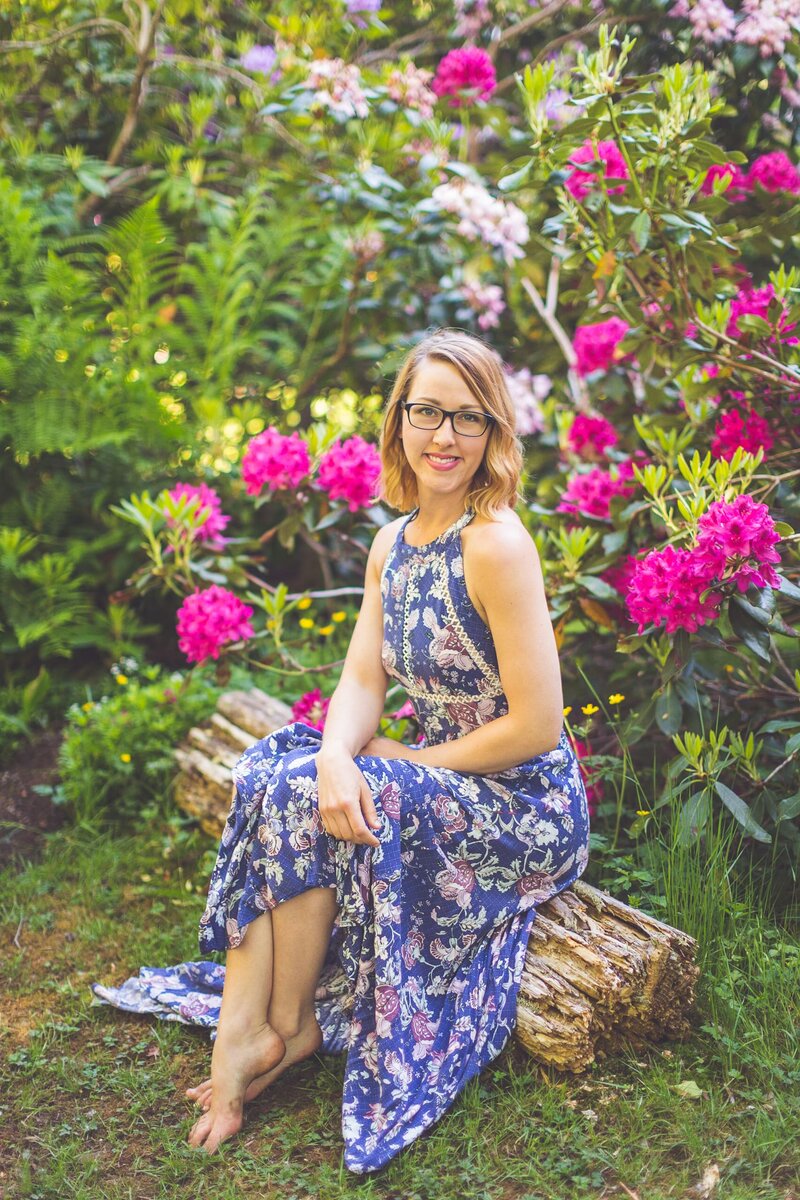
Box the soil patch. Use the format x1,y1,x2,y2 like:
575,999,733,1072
0,728,65,870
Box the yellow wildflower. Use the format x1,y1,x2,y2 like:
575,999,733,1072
581,703,600,716
297,596,313,610
332,611,347,623
319,625,334,636
724,664,734,673
299,618,314,630
81,701,94,712
120,753,132,763
115,674,128,685
608,693,625,705
636,809,651,817
563,706,572,717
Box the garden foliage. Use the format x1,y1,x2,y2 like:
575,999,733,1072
1,1,799,899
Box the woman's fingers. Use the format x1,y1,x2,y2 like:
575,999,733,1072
360,779,381,831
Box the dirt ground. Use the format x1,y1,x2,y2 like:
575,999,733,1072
0,729,66,870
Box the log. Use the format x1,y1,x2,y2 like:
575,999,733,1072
173,689,699,1071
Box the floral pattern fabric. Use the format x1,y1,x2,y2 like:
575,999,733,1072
92,507,589,1173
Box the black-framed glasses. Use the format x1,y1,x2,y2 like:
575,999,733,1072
402,402,494,438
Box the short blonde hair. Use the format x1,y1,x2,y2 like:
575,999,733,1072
377,328,523,517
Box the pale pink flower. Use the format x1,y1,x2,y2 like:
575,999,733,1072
386,62,437,118
345,229,385,261
241,428,311,495
431,46,497,108
573,317,631,375
688,0,737,43
567,413,619,459
746,150,800,195
711,407,774,461
454,0,492,38
290,688,330,731
460,279,506,330
166,482,230,544
565,140,628,201
504,367,550,436
176,586,254,663
303,58,369,120
317,436,381,511
736,0,797,57
429,180,529,265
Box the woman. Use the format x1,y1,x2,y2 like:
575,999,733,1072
94,328,589,1173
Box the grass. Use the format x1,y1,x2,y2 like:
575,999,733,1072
2,818,799,1200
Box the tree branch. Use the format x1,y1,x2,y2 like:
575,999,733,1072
0,18,138,54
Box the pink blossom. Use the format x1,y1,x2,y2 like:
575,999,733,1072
303,58,369,119
454,0,492,38
430,180,529,265
390,700,416,720
700,162,747,197
166,482,230,544
696,495,782,592
573,317,631,376
745,151,800,195
386,62,437,118
726,282,797,344
711,407,774,461
290,688,330,731
557,461,637,520
504,367,550,436
317,436,381,511
460,279,506,330
626,545,723,634
565,140,629,202
241,428,311,496
431,47,497,108
567,413,619,459
176,586,254,663
687,0,737,43
736,0,796,57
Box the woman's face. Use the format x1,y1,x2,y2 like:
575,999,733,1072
401,359,491,504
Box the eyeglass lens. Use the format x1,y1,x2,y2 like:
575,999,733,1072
406,404,489,436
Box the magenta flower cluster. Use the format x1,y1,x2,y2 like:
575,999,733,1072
431,47,496,108
565,140,629,202
317,435,381,512
573,318,631,376
701,151,800,197
166,482,230,544
290,688,330,731
176,586,254,664
557,461,637,520
626,495,782,634
241,429,311,496
711,407,774,461
567,413,619,459
726,281,797,344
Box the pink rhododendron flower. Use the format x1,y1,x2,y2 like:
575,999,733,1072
291,688,330,731
386,62,437,117
573,317,631,376
711,407,774,461
570,737,600,819
391,700,416,720
626,545,723,634
736,0,797,57
454,0,492,38
567,413,619,459
431,47,497,108
557,461,637,520
317,436,381,511
726,282,797,344
460,279,506,330
696,495,782,592
241,428,311,496
430,180,529,266
303,58,369,119
745,151,800,195
504,367,550,436
687,0,737,43
565,140,628,201
700,162,747,197
166,482,230,544
176,586,254,663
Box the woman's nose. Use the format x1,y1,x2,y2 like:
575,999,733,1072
431,415,457,445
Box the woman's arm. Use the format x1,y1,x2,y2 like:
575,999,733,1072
363,521,564,775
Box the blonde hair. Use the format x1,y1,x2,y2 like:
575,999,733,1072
378,328,523,518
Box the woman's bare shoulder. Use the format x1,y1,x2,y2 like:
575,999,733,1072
462,508,533,559
369,514,407,575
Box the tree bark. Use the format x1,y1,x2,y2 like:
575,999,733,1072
173,689,699,1070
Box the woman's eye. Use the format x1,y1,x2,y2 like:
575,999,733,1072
461,412,483,424
418,406,438,417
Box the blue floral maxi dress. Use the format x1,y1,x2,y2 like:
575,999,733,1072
92,508,590,1173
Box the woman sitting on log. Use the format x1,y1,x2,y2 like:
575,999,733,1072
94,328,590,1173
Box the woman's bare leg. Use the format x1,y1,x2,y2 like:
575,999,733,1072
186,886,339,1144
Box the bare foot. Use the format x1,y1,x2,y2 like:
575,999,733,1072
186,1022,285,1153
186,1016,322,1114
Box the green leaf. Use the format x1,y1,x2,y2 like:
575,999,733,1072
498,160,533,192
655,683,682,735
631,210,651,251
777,793,800,822
677,792,711,844
675,1080,703,1099
714,781,771,843
776,574,800,604
728,598,771,662
577,574,619,600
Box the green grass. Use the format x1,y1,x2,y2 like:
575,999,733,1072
2,820,799,1200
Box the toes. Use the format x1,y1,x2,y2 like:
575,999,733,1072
188,1112,213,1148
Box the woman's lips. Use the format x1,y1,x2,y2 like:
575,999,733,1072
424,453,461,472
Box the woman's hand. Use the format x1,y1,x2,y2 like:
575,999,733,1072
316,748,381,847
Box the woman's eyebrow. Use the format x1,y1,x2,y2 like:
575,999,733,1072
413,396,484,409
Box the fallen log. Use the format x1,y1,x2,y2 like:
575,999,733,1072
174,688,699,1072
